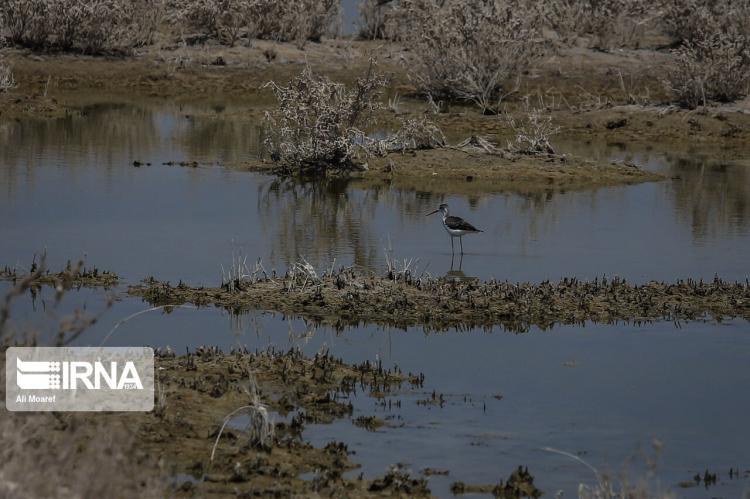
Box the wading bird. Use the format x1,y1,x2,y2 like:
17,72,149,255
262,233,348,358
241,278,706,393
426,203,482,254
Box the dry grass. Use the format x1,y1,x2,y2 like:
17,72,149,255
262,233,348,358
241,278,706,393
210,374,275,461
0,63,16,92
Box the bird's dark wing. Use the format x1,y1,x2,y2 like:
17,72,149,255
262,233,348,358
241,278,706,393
445,216,482,232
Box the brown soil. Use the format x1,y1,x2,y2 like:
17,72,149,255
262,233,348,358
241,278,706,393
127,271,750,332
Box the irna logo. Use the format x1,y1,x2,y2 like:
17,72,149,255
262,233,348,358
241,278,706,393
16,358,144,390
6,347,154,412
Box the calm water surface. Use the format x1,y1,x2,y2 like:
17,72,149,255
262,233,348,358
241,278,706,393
1,101,748,284
1,101,748,497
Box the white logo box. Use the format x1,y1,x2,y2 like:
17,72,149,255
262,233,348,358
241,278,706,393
6,347,154,412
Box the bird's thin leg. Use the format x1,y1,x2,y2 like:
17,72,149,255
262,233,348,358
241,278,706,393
451,236,455,254
459,251,463,270
460,236,464,254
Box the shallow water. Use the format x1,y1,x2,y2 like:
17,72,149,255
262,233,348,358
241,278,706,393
5,285,749,497
1,101,748,285
1,101,749,497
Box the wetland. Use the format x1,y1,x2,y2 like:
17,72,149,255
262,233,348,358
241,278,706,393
2,1,750,497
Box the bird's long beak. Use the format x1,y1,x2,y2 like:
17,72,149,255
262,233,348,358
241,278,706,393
426,209,439,217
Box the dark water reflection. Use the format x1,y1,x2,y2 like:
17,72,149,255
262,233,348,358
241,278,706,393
668,155,750,241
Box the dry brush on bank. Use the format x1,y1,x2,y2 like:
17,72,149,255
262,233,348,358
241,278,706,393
394,0,544,114
661,0,750,45
368,0,655,50
503,105,560,155
659,0,750,108
665,28,750,108
0,0,162,53
174,0,341,47
262,63,445,175
539,0,654,50
0,63,16,92
262,62,388,174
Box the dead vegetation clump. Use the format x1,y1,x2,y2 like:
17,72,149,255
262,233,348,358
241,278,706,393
263,62,388,174
394,0,544,114
0,0,163,53
384,117,446,152
357,0,389,40
660,0,750,46
504,106,560,155
540,0,654,50
176,0,340,47
665,26,750,108
263,63,445,175
0,63,16,92
175,0,254,47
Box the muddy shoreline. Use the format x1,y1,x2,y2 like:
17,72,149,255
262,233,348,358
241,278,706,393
128,271,750,332
245,147,664,191
2,40,749,191
141,347,430,497
1,346,434,497
1,265,119,289
6,264,748,331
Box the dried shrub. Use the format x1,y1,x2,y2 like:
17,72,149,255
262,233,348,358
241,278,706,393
0,0,51,48
384,117,445,152
0,64,17,93
263,63,445,173
661,0,750,46
0,0,163,53
178,0,340,47
178,0,253,46
538,0,588,46
504,106,560,155
665,26,750,108
357,0,388,40
263,62,388,174
395,0,544,114
540,0,653,50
